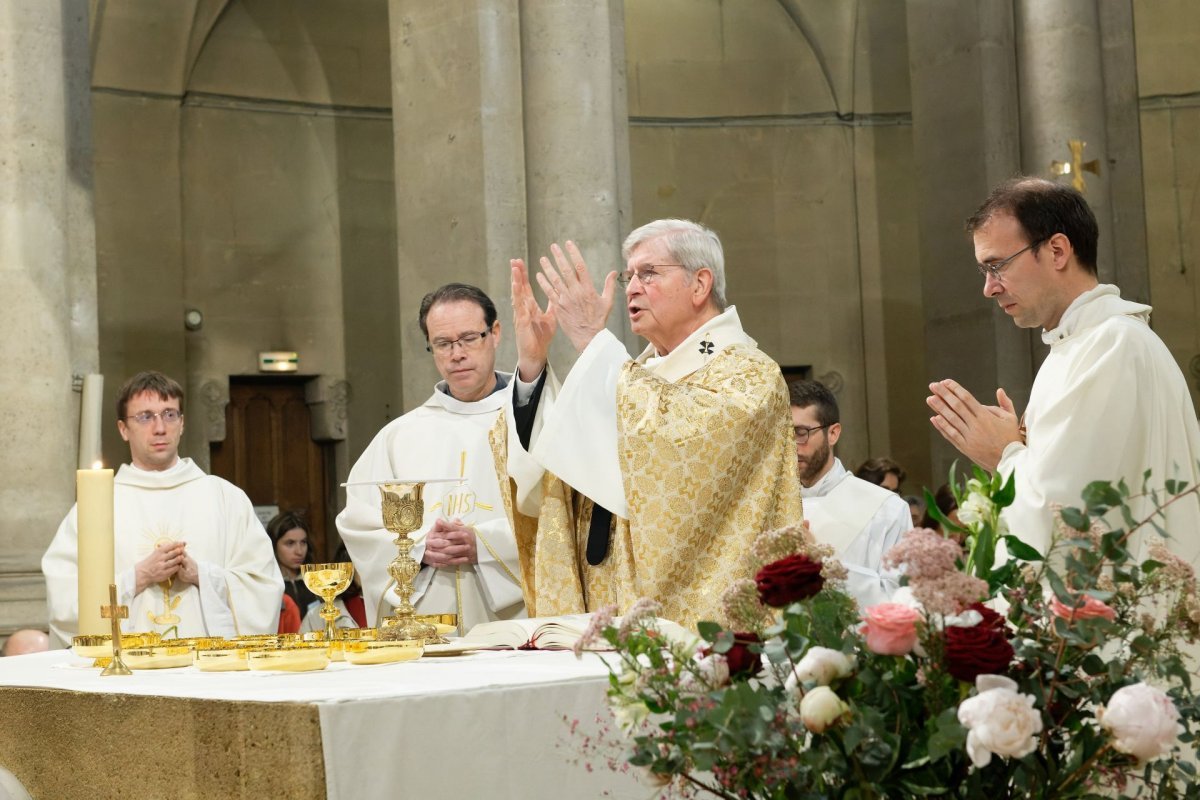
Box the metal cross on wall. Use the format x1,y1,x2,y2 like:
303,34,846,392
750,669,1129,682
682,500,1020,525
1050,139,1101,194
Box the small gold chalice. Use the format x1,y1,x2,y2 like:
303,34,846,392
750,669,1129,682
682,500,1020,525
301,562,355,642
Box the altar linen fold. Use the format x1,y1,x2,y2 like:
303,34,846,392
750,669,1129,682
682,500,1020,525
499,306,804,629
43,458,283,648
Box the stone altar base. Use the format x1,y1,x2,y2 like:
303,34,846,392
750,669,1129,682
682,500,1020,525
0,687,324,799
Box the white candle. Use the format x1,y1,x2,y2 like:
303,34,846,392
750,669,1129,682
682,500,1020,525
78,374,104,469
77,464,115,636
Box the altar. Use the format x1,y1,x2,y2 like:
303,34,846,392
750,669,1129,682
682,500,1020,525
0,648,646,800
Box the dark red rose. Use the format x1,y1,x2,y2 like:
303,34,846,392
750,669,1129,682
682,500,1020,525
701,632,762,677
944,621,1014,683
724,633,763,677
755,554,824,607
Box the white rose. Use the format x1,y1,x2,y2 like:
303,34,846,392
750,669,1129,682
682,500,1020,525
787,647,856,689
799,686,849,733
1097,682,1182,762
957,675,1043,768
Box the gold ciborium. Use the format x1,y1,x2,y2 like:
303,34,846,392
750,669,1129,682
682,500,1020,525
377,481,438,643
300,562,355,642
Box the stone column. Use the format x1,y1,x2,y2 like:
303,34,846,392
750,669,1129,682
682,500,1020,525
906,0,1034,482
387,0,529,407
1015,0,1147,297
0,1,99,630
520,0,635,361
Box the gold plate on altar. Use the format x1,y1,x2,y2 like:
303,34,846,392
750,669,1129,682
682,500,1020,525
342,639,424,665
247,645,330,672
420,642,483,658
415,614,459,636
72,632,161,660
195,648,251,672
124,644,194,670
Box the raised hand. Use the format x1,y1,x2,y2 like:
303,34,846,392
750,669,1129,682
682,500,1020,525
927,379,1021,471
534,241,617,354
511,258,557,381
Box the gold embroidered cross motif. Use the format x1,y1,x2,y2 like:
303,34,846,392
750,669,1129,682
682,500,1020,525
1050,139,1101,193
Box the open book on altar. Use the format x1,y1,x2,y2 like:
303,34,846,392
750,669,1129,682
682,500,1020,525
461,613,695,651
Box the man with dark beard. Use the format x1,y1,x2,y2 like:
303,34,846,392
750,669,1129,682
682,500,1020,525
790,380,910,607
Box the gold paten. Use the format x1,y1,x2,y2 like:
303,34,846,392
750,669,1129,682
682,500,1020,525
341,638,423,665
246,643,330,672
377,482,438,643
123,643,193,670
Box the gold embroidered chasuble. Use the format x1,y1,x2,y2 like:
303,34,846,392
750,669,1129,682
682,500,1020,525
494,338,803,629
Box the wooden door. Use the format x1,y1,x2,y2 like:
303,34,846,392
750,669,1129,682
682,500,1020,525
210,378,333,560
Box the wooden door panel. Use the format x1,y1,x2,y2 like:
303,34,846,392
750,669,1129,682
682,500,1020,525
210,379,331,560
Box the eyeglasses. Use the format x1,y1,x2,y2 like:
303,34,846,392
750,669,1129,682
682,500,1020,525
427,330,490,355
616,264,686,289
976,239,1044,280
125,409,183,426
793,424,829,445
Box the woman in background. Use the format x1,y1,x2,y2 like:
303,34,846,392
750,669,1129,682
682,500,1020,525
266,510,320,628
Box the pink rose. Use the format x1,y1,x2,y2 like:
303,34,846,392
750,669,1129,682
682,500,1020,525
861,603,921,656
1050,595,1116,622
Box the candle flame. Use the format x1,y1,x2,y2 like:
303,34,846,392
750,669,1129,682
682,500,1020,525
92,460,104,469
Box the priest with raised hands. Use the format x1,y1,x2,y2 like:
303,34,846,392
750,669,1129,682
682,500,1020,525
337,284,550,631
42,371,283,648
502,219,803,628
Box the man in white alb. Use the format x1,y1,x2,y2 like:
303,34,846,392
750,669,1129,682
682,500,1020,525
43,371,283,648
790,380,910,607
927,178,1200,563
337,284,547,630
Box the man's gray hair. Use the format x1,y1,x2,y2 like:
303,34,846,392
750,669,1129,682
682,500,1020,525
621,219,727,310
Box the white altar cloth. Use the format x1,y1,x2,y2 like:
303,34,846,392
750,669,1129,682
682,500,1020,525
0,649,650,800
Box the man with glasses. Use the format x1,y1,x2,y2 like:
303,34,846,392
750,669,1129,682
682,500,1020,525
791,381,909,608
927,178,1200,563
43,371,282,647
338,284,543,631
502,219,802,628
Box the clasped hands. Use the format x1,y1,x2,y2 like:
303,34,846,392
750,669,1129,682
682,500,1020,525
510,240,617,380
926,379,1022,472
134,540,198,595
421,517,478,567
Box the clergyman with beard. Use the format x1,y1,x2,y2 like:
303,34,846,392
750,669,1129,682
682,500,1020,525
789,380,911,607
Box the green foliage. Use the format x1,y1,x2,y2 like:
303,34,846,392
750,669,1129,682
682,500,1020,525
590,475,1200,799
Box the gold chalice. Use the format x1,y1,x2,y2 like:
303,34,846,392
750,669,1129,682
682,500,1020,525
377,481,438,643
301,562,355,642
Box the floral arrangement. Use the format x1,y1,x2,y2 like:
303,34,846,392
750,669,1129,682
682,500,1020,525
576,470,1200,798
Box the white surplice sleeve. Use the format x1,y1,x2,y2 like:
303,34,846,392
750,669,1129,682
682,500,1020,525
529,330,631,517
997,323,1147,558
197,482,283,637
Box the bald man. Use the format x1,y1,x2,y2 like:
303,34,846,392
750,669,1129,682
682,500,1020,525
1,629,49,657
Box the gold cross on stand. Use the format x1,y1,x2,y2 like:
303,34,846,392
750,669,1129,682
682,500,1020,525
99,583,132,677
1050,139,1101,193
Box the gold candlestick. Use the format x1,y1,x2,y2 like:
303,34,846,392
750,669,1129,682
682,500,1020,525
99,584,131,676
377,482,437,643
